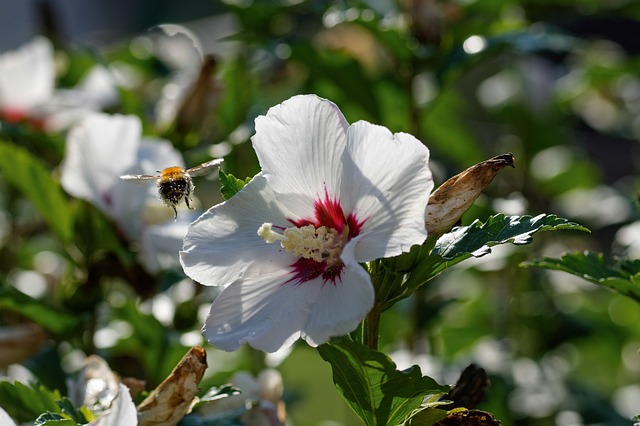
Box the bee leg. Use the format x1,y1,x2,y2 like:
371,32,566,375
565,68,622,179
172,205,178,220
185,196,194,210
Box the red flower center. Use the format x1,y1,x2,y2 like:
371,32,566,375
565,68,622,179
285,191,365,286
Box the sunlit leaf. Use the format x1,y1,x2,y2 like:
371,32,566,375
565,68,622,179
34,414,77,426
318,337,449,426
388,214,589,307
523,251,640,302
191,385,241,409
0,141,73,242
406,407,448,425
219,170,251,200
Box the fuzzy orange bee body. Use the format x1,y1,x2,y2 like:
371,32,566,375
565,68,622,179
120,159,223,219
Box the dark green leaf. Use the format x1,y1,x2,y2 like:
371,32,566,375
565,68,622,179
523,251,640,302
0,283,82,335
219,170,252,200
318,337,449,426
0,381,62,423
390,214,589,308
56,398,88,423
0,141,73,242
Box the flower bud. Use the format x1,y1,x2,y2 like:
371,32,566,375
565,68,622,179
425,153,515,238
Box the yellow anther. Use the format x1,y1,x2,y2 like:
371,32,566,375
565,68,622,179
258,223,348,265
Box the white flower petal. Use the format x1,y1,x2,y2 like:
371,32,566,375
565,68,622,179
203,271,317,352
252,94,348,219
203,257,373,352
340,121,433,261
302,252,374,346
203,237,374,353
181,174,296,286
61,113,142,213
0,37,54,110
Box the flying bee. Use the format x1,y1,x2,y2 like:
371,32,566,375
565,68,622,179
120,158,223,219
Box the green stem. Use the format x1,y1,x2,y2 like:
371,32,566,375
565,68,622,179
363,302,382,351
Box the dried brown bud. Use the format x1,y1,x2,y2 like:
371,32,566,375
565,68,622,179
425,153,515,237
137,346,208,426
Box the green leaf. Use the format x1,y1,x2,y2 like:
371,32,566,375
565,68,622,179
0,283,82,335
523,251,640,302
318,337,449,426
219,170,251,200
192,385,242,409
406,407,449,425
56,398,88,424
0,381,62,423
35,414,78,426
390,214,589,308
0,141,73,242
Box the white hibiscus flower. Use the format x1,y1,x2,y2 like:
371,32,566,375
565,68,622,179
180,94,433,352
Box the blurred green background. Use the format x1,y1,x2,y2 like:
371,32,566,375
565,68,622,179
1,0,640,425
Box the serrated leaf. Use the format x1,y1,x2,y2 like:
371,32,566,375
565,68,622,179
523,251,640,302
318,337,449,426
219,170,252,200
390,214,589,307
0,381,62,423
0,141,73,242
0,283,82,335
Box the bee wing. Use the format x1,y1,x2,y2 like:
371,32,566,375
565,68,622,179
186,158,224,177
120,174,158,182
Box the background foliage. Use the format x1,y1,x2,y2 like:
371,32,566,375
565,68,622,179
1,0,639,425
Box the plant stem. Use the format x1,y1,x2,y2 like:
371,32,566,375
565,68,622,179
364,302,382,351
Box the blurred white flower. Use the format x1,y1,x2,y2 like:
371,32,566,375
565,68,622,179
0,37,119,131
60,112,194,272
0,37,54,125
180,94,433,352
68,356,138,426
88,383,138,426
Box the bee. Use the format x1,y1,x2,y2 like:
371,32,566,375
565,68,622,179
120,158,223,219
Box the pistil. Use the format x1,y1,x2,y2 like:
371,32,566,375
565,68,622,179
258,223,348,265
